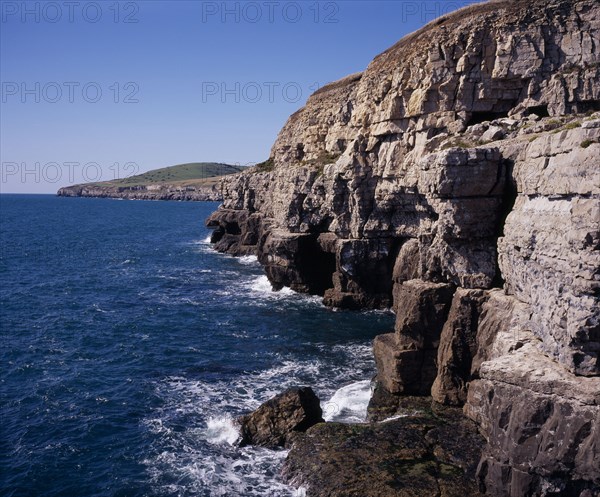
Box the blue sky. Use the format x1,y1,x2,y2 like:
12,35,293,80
1,0,474,193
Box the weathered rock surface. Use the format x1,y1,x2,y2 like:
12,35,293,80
498,147,600,375
463,291,600,497
283,401,485,497
238,387,323,449
206,0,600,494
374,280,455,395
432,288,488,406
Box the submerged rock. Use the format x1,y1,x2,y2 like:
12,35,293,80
238,387,324,449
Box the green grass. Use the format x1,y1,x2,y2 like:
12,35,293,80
581,139,597,148
254,158,275,172
316,151,342,164
441,139,474,150
552,121,581,134
97,162,243,187
300,151,342,168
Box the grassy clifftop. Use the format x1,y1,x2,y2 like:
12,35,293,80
58,162,244,200
100,162,243,187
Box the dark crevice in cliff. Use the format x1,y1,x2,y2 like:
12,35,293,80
295,144,305,162
525,104,549,117
225,221,241,235
302,237,337,296
491,159,517,289
467,110,511,127
574,99,600,114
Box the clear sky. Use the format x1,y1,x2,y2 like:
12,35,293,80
1,0,474,193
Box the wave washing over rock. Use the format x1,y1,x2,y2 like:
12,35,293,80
206,0,600,495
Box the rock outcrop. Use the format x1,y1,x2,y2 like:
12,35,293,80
283,400,485,497
207,0,600,494
238,387,323,449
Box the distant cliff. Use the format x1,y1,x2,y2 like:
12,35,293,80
206,0,600,495
58,181,225,201
57,162,242,201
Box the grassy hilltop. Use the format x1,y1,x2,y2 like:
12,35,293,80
99,162,244,187
58,162,245,200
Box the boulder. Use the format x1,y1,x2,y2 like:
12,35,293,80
481,125,506,142
238,387,324,448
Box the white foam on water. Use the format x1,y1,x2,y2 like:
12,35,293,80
248,275,295,297
241,275,323,307
238,255,259,265
143,341,378,496
380,414,409,423
205,416,241,445
180,297,203,306
91,303,110,314
188,236,217,255
322,379,372,423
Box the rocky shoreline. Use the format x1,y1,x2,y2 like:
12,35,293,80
284,395,486,497
57,181,224,201
205,0,599,495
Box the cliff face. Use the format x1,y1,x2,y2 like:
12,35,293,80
207,0,600,494
57,182,223,201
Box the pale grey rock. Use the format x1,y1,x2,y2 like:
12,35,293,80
582,119,600,129
481,126,506,142
463,291,600,496
497,125,600,376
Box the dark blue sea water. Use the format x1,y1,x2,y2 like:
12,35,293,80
0,195,394,497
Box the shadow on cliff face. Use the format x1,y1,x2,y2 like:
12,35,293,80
491,158,518,289
301,238,337,296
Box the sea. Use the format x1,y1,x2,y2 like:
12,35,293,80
0,195,394,497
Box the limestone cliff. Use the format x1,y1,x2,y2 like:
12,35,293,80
207,0,600,495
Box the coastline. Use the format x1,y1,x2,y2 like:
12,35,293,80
57,181,224,201
202,0,600,494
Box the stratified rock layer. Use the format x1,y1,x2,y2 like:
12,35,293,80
207,0,600,494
